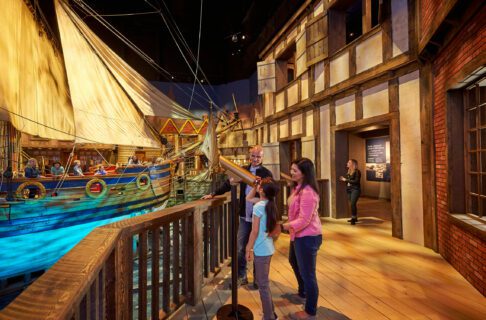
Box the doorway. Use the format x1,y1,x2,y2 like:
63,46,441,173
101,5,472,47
279,139,302,175
333,120,401,237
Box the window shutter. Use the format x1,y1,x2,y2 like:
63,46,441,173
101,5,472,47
257,60,277,94
306,13,328,67
295,29,307,78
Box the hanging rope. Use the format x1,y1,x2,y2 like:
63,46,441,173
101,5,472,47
188,0,204,110
72,0,214,110
143,0,223,112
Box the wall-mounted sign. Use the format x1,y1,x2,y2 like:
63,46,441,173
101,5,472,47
366,137,391,182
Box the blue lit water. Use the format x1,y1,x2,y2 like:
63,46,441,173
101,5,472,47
0,209,148,280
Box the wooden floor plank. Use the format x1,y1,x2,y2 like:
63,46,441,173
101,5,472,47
174,217,486,319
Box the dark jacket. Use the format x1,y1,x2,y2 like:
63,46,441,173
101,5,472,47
345,169,361,191
25,167,40,178
214,165,273,218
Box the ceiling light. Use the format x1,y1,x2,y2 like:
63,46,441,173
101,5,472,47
241,34,246,40
231,34,238,43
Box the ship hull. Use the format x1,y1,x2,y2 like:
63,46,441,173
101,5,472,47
0,163,171,237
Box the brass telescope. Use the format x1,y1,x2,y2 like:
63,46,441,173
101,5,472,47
219,155,257,186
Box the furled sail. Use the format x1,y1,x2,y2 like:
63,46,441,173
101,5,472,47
55,0,162,147
0,0,75,141
63,1,196,120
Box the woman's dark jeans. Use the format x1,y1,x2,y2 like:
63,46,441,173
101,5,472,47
289,241,305,297
347,189,361,219
294,235,322,316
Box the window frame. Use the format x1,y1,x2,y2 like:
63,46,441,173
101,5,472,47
464,77,486,218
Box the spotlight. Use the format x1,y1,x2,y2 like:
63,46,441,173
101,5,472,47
241,34,246,40
231,34,238,43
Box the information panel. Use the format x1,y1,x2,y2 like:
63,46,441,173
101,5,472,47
365,137,391,182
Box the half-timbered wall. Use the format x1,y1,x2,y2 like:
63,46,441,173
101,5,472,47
254,0,430,243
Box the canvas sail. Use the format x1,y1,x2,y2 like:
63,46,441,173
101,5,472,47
55,0,163,147
0,0,75,141
63,2,196,120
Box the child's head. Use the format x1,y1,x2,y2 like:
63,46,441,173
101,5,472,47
257,177,279,200
257,178,280,233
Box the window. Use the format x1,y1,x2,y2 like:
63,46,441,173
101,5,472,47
328,0,383,55
345,0,362,44
465,77,486,217
279,43,297,85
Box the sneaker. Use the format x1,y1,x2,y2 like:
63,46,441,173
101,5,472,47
347,217,358,224
248,282,259,290
229,277,248,289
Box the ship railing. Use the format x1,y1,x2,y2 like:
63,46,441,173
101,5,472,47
0,195,232,320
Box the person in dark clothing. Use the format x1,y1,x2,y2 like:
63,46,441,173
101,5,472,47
25,158,42,178
339,159,361,225
202,145,273,288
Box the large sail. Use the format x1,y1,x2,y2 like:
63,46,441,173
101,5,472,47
55,0,161,147
0,0,75,141
63,2,196,120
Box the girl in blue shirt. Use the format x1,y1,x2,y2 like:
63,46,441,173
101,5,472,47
246,178,280,320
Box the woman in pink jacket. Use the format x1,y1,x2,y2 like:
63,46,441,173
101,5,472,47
282,158,322,320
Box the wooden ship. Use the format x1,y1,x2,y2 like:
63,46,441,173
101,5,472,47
0,0,198,238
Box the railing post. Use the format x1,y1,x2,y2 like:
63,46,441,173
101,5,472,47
115,232,132,320
187,205,205,305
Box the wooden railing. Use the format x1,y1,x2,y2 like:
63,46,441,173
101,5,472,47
0,195,232,320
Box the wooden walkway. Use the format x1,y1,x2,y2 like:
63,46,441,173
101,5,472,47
173,217,486,320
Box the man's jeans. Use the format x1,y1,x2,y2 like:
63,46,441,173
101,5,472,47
237,217,253,279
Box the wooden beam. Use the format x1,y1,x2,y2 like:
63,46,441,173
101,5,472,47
390,115,403,239
355,89,363,121
314,106,322,178
382,1,393,63
420,62,438,251
389,78,399,112
363,0,372,33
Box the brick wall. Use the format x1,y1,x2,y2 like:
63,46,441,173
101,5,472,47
432,8,486,295
420,0,445,41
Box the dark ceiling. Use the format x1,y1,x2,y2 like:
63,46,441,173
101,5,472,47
38,0,306,84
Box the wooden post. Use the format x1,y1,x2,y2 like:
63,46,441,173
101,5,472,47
187,205,205,305
115,233,132,320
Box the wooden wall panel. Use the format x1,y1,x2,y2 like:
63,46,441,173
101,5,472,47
330,51,350,86
257,60,277,94
301,72,309,100
295,30,308,77
356,31,383,74
276,91,286,113
270,123,278,143
262,142,280,179
335,94,356,125
287,82,300,107
320,105,331,180
306,14,328,66
291,113,303,136
399,71,424,245
279,119,289,139
306,110,314,137
363,82,389,119
314,61,325,93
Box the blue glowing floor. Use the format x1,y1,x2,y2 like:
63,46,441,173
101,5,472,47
0,210,147,280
